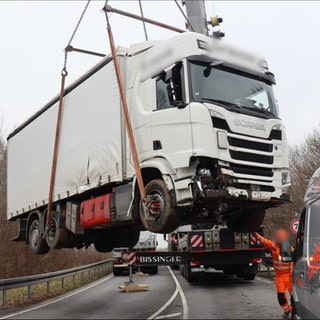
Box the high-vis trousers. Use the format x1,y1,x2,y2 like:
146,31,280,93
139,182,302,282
275,274,292,312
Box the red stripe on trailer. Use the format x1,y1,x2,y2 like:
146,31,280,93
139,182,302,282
128,252,137,265
190,234,203,248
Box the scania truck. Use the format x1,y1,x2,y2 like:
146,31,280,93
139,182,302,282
7,1,290,254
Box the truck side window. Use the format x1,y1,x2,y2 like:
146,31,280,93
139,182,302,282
156,78,171,110
156,63,183,110
295,210,306,259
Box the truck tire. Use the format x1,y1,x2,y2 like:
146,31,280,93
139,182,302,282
150,266,158,275
113,267,123,276
140,179,180,233
184,264,195,283
28,219,50,254
243,273,256,281
46,216,70,249
227,209,265,232
116,229,140,248
94,241,114,253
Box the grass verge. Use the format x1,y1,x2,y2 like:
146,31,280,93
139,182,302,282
0,266,111,309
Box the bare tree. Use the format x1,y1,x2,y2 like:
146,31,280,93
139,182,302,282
264,127,320,240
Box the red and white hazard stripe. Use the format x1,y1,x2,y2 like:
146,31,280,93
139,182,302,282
128,252,137,265
190,234,203,248
249,233,260,246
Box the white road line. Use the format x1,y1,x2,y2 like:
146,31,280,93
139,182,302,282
256,276,274,285
168,267,189,320
0,274,114,319
148,266,189,320
147,286,179,320
154,312,182,319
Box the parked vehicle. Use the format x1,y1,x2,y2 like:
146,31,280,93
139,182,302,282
7,1,289,254
113,231,158,276
291,168,320,319
169,223,264,282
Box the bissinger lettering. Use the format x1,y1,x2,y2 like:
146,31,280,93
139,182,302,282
139,256,182,264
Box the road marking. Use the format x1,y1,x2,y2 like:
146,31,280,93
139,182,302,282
155,312,182,319
147,267,189,320
168,267,189,320
256,276,274,285
147,285,179,320
0,274,114,319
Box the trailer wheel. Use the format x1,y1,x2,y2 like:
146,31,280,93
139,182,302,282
140,179,180,233
227,209,265,232
28,219,50,254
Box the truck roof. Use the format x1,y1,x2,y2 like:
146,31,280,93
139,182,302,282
8,32,272,140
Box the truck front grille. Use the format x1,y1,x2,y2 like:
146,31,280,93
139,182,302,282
229,163,273,177
230,150,273,165
228,137,272,152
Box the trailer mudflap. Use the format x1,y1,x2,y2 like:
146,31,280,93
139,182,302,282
11,218,27,241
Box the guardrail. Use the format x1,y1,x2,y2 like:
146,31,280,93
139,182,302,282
0,259,112,305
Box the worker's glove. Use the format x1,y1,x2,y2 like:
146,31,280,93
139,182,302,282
253,232,261,240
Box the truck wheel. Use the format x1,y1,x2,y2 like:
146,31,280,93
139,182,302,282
243,273,256,281
28,219,50,254
140,179,180,233
227,209,265,232
113,267,122,276
94,241,114,253
150,266,158,275
184,264,195,283
116,229,140,248
46,217,70,249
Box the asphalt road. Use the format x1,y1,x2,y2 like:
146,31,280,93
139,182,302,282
0,267,283,319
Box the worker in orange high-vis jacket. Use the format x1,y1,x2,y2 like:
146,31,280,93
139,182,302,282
253,229,293,319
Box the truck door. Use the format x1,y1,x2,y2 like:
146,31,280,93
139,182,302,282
292,209,309,317
150,63,192,169
305,200,320,318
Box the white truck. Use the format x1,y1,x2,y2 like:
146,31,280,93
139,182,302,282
7,3,290,254
112,231,158,276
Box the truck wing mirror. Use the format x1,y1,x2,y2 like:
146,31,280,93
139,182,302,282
280,240,293,262
163,234,167,241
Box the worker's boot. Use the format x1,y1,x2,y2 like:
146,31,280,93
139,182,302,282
282,305,291,319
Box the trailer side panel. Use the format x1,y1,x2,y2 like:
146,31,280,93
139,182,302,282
7,60,123,219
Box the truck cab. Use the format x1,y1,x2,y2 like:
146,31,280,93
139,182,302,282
128,32,290,233
291,167,320,319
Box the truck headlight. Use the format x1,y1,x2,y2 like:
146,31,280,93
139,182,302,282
281,172,290,185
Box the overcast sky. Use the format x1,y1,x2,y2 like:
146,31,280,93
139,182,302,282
1,1,319,146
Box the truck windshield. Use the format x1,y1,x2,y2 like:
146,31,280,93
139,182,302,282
189,60,279,118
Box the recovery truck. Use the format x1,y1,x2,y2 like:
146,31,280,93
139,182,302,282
7,0,290,254
112,231,158,276
169,223,265,282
